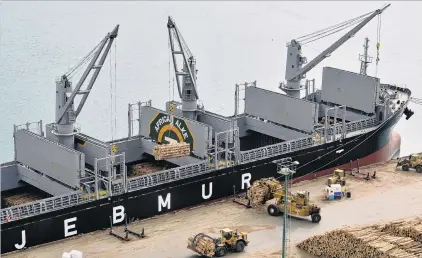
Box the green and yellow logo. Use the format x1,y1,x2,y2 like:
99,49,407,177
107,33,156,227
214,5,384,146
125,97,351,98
149,112,195,154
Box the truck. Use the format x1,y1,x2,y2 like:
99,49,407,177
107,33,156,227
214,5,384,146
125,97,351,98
187,228,249,257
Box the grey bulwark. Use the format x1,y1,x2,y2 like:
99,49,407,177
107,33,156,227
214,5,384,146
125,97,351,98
14,129,84,189
321,67,380,114
245,85,318,134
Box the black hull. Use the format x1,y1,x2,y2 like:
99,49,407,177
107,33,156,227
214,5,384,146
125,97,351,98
1,109,403,254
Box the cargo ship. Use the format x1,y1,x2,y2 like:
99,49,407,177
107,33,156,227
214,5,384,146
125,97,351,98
0,4,416,254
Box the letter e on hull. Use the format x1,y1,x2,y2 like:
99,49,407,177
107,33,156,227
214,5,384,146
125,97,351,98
64,217,77,237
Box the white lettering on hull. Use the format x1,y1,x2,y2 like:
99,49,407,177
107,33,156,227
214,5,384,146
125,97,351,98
202,182,213,199
64,217,77,237
113,205,125,224
241,173,251,190
158,193,171,212
14,230,26,250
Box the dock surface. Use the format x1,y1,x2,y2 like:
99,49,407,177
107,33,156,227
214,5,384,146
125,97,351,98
4,160,422,258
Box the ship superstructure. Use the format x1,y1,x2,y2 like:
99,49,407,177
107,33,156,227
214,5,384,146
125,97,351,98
0,4,419,254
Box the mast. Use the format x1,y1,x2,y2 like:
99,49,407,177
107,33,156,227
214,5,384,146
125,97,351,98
359,37,372,75
167,16,199,120
280,4,390,98
53,25,119,149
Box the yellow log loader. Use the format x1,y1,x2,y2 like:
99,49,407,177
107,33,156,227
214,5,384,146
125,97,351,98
397,154,422,172
327,169,346,186
267,190,322,223
187,228,249,257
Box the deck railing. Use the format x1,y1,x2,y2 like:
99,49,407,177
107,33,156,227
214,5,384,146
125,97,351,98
126,161,211,192
0,113,381,224
1,191,88,224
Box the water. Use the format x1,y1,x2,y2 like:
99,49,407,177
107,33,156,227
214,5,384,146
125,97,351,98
1,1,422,163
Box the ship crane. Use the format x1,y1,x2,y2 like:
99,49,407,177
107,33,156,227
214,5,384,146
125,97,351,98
167,16,199,120
280,4,390,99
53,25,119,149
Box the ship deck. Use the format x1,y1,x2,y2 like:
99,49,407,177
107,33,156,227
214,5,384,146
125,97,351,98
1,185,51,209
4,159,422,258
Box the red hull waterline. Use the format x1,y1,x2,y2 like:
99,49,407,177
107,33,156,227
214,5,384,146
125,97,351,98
294,131,402,183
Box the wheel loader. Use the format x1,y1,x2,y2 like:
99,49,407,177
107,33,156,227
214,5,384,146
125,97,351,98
267,190,321,223
397,154,422,172
327,169,346,186
187,228,249,257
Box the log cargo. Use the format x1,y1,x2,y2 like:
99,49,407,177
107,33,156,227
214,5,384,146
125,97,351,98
128,162,165,178
297,217,422,258
4,193,44,207
187,233,216,257
153,142,190,160
246,177,283,207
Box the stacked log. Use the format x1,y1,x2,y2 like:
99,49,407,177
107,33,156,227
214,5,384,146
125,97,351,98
187,234,216,257
297,218,422,258
378,218,422,243
153,142,190,160
4,193,43,206
247,178,283,207
129,163,165,178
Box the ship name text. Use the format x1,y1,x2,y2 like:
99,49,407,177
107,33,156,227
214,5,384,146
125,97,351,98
11,173,252,251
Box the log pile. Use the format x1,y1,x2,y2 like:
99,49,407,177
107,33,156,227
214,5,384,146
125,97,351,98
378,218,422,243
3,193,44,206
187,234,216,257
128,163,165,178
153,142,190,160
247,178,283,207
297,217,422,258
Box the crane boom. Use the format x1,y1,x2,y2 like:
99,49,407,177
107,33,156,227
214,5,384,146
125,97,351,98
53,25,119,149
167,16,199,120
281,4,390,99
56,25,119,125
287,4,390,82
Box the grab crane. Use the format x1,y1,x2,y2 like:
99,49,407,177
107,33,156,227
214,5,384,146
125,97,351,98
279,4,390,99
167,16,199,120
53,25,119,149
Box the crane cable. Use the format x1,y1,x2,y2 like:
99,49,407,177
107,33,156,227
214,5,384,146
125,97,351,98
375,14,382,77
109,39,117,144
109,45,114,143
66,41,102,78
167,37,174,141
114,40,117,144
296,11,372,45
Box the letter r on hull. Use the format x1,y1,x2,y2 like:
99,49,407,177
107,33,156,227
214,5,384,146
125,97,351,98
202,182,213,200
64,217,77,237
113,205,125,224
158,193,171,212
15,230,26,250
241,173,251,190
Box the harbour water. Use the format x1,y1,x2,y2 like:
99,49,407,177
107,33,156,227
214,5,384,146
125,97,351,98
1,1,422,163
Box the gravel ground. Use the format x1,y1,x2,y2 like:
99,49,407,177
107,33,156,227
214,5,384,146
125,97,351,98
5,160,422,258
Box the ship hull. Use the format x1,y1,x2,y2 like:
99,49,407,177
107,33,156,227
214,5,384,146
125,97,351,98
1,110,403,254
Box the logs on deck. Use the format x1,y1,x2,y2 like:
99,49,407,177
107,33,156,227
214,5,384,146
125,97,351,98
153,142,190,160
246,178,283,207
3,193,44,206
129,163,164,177
187,234,216,257
297,217,422,258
